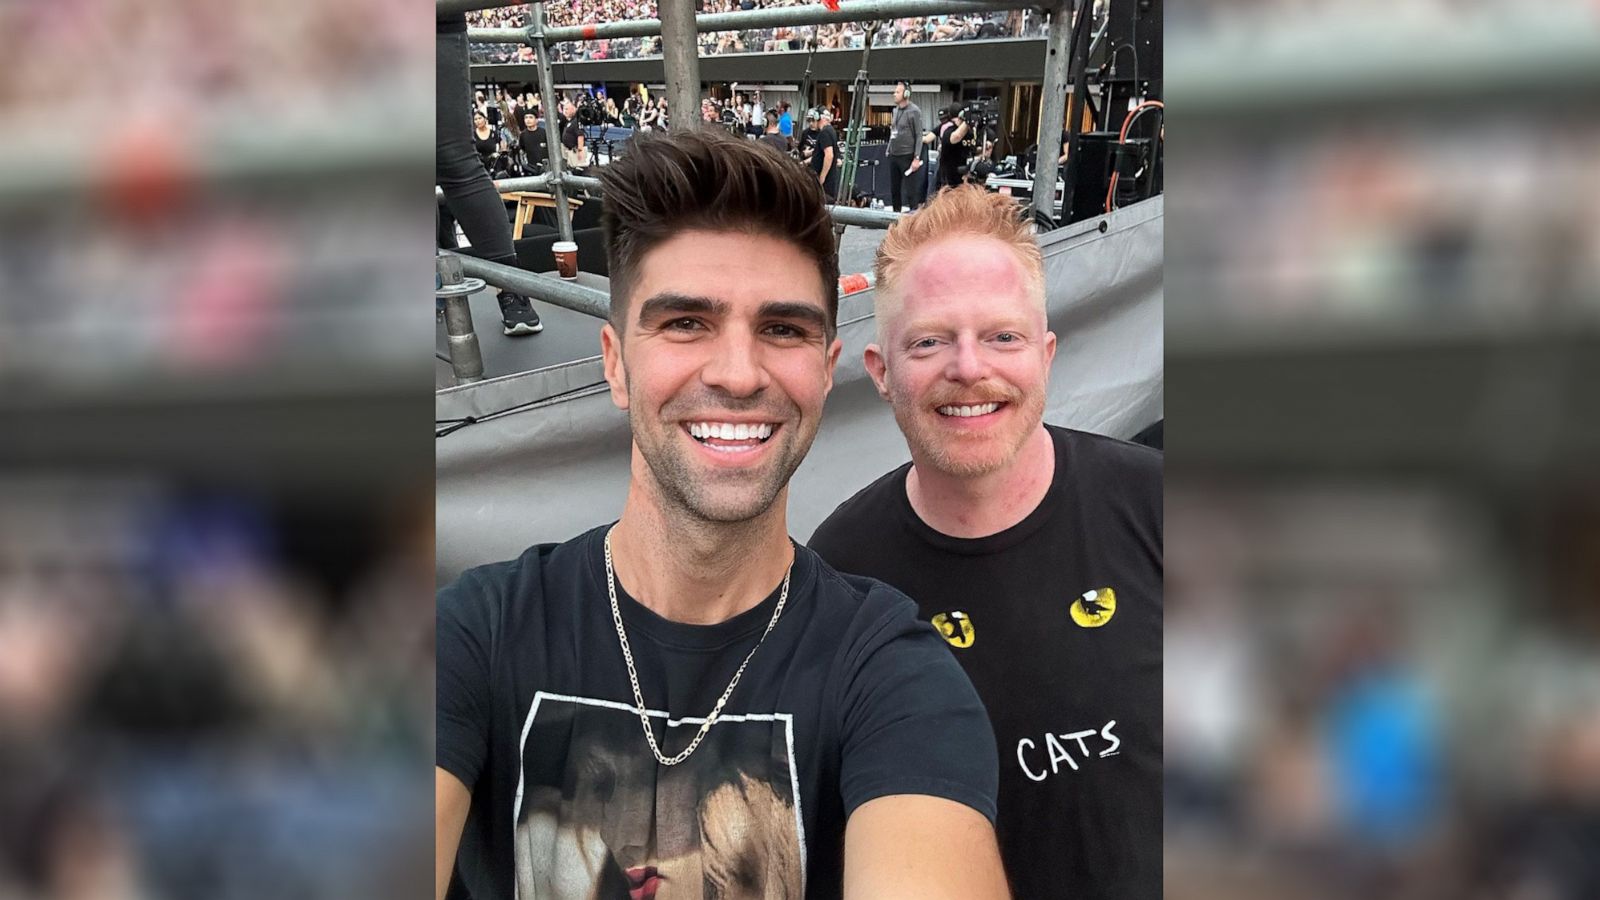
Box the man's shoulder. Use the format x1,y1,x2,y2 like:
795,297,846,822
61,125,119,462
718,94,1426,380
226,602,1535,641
809,462,909,547
1047,423,1162,491
439,527,601,621
801,545,929,647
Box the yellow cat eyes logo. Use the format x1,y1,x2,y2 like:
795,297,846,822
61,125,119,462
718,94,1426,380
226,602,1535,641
1070,588,1117,628
930,611,975,648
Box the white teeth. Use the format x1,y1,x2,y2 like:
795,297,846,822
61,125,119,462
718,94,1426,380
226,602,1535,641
937,402,1001,418
688,422,777,442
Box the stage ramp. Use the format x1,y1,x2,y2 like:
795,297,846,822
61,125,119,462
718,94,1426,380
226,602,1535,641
436,197,1162,583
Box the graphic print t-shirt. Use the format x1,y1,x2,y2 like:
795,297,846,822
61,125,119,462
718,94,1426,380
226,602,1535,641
437,525,998,900
809,425,1163,900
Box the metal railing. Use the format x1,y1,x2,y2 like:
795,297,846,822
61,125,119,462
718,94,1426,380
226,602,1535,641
438,0,1084,381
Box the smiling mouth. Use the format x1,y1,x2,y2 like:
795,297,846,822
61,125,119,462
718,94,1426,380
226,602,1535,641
685,420,779,454
936,401,1006,418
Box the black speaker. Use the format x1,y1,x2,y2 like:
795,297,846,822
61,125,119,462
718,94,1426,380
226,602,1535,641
1067,131,1119,223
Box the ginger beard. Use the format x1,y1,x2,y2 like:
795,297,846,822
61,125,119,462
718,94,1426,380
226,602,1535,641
884,366,1044,479
875,235,1053,479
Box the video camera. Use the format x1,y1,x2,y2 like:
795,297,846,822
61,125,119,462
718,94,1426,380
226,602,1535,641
957,97,999,132
573,93,605,127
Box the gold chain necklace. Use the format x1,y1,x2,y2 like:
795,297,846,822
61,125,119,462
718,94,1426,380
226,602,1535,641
603,527,791,766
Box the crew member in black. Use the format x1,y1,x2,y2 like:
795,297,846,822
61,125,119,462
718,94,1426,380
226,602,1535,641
516,111,548,174
935,104,972,190
809,107,840,202
810,185,1162,900
437,130,1009,900
758,109,790,156
559,98,587,171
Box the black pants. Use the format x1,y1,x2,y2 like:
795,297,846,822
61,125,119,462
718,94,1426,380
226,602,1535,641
888,153,927,211
437,15,516,267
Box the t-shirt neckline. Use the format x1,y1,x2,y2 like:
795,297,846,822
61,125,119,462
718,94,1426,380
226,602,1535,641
584,525,813,651
891,426,1067,556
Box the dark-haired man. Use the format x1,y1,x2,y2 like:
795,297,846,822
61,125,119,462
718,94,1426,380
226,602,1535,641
436,130,1009,900
759,109,790,156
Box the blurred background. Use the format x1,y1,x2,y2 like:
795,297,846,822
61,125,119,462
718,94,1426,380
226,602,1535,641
1165,1,1600,899
0,0,436,897
7,0,1600,897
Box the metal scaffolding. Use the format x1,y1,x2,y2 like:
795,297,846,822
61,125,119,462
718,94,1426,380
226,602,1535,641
439,0,1095,379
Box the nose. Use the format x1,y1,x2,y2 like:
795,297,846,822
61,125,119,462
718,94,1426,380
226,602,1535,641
945,335,990,385
700,330,770,398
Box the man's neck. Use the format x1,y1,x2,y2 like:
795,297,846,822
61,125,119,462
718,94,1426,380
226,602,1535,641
905,425,1056,539
609,483,794,626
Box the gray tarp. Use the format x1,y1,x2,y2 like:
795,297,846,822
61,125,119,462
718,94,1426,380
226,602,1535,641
436,196,1162,582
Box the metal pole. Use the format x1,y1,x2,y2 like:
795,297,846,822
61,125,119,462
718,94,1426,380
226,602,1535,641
437,252,486,384
531,2,577,242
1057,0,1095,221
436,173,555,203
836,22,880,229
471,0,1027,45
449,252,614,319
660,0,703,131
1030,0,1074,222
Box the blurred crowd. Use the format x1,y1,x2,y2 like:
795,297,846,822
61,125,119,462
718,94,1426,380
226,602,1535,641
467,0,1044,63
0,481,434,900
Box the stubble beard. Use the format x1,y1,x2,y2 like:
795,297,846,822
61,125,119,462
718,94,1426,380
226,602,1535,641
626,379,813,525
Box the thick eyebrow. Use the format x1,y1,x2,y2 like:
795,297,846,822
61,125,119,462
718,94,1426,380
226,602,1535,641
635,294,828,332
757,301,828,332
635,293,728,323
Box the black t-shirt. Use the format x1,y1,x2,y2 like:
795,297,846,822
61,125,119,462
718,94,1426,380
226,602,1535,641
561,118,582,151
438,524,998,900
472,130,499,169
938,120,971,177
809,425,1163,900
809,124,838,177
518,128,548,171
759,132,790,156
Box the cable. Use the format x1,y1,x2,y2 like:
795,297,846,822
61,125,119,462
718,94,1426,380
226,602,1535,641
1104,99,1163,213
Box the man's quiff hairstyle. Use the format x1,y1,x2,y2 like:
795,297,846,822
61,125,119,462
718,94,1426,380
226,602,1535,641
872,184,1044,335
598,128,840,337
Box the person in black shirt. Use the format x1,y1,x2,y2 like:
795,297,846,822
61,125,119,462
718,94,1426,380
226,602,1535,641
809,107,840,202
935,104,972,190
437,130,1009,900
809,184,1162,900
758,109,790,156
517,111,548,175
559,98,587,171
471,111,501,175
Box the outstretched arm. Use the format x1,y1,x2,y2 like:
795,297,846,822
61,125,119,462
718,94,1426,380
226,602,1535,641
844,795,1010,899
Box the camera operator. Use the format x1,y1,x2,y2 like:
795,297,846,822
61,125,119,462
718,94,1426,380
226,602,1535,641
936,102,996,189
935,104,970,190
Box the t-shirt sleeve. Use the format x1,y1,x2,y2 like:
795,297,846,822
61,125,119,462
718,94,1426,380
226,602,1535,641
436,567,500,789
833,583,999,823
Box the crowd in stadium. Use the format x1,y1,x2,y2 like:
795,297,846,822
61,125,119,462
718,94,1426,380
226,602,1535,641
467,0,1043,63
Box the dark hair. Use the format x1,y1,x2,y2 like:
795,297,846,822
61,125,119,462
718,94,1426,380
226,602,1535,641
598,128,839,337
